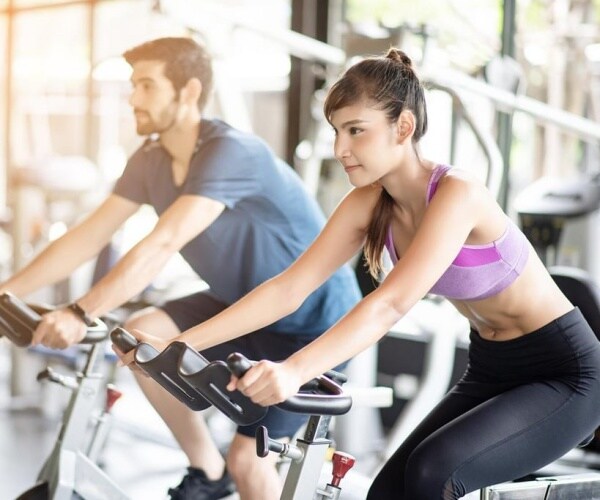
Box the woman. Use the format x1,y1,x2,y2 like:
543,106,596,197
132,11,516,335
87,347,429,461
123,49,600,499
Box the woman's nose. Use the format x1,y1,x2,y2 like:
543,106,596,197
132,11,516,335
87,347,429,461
334,138,350,160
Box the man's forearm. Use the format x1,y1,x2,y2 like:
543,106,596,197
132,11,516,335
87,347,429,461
76,238,175,319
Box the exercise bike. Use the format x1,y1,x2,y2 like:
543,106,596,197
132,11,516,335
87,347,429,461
111,327,358,500
0,292,130,500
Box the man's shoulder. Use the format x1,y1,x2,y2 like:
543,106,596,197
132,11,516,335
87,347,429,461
196,120,282,172
126,137,164,167
200,119,263,150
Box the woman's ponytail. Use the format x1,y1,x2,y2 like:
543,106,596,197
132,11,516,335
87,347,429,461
363,188,394,279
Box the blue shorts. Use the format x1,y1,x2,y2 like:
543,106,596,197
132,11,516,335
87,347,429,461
162,290,318,439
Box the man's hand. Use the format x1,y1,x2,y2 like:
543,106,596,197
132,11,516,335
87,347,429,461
228,360,302,407
31,308,88,349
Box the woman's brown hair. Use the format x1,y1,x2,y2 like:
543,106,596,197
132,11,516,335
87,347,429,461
323,48,428,278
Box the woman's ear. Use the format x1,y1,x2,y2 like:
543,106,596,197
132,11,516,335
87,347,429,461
396,110,416,143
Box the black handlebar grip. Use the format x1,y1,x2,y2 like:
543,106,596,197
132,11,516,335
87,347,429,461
226,352,253,378
110,327,139,354
255,426,271,458
0,292,42,347
0,292,41,330
278,374,353,416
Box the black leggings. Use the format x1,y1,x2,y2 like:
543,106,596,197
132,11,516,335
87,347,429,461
368,308,600,500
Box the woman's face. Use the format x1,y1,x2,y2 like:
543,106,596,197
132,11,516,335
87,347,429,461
330,101,404,187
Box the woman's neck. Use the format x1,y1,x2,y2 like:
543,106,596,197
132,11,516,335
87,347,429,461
381,157,437,215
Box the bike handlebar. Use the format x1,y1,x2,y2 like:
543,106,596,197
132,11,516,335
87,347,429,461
226,352,352,416
0,292,108,346
110,326,138,353
109,327,352,421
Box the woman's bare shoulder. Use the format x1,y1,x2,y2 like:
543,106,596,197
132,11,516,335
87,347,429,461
437,167,495,204
345,184,382,203
336,185,383,230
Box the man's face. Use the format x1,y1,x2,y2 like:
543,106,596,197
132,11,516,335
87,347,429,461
128,60,179,135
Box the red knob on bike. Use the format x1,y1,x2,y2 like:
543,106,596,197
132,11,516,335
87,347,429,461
330,451,356,487
105,384,123,412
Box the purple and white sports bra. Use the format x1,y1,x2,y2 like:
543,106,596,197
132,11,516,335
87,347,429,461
384,165,530,301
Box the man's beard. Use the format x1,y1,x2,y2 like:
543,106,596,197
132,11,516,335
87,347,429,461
135,102,178,136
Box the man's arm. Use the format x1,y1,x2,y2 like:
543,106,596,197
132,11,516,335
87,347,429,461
76,194,225,319
1,194,139,297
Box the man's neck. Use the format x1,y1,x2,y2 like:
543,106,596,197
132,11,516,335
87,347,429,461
159,118,202,166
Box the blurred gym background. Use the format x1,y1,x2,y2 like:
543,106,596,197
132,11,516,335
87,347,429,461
1,1,600,498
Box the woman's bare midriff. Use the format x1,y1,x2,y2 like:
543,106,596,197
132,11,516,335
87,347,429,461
449,250,574,341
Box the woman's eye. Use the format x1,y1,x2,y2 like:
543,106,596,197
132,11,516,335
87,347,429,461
349,127,362,135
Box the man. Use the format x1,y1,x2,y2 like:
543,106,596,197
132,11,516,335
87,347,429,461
0,37,361,500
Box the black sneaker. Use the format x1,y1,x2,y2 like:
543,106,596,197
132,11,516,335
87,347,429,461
168,467,236,500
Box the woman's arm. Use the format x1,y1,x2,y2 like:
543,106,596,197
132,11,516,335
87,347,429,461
236,175,487,404
178,187,375,350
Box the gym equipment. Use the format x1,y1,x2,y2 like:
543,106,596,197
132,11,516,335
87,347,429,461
480,473,600,499
549,265,600,338
237,353,355,500
0,292,130,500
111,327,357,500
514,173,600,279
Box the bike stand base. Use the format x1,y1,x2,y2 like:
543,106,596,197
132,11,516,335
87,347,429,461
16,482,49,500
18,450,130,500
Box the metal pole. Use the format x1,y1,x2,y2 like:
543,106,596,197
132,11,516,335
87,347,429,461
0,0,96,14
497,0,517,210
287,0,330,166
422,69,600,144
86,0,96,160
3,0,13,211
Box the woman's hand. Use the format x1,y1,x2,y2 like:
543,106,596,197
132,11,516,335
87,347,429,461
228,359,302,407
112,329,171,374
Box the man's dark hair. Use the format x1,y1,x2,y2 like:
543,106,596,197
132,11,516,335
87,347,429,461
123,37,213,112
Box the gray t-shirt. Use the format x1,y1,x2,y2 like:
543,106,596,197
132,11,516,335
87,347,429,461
113,119,361,336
